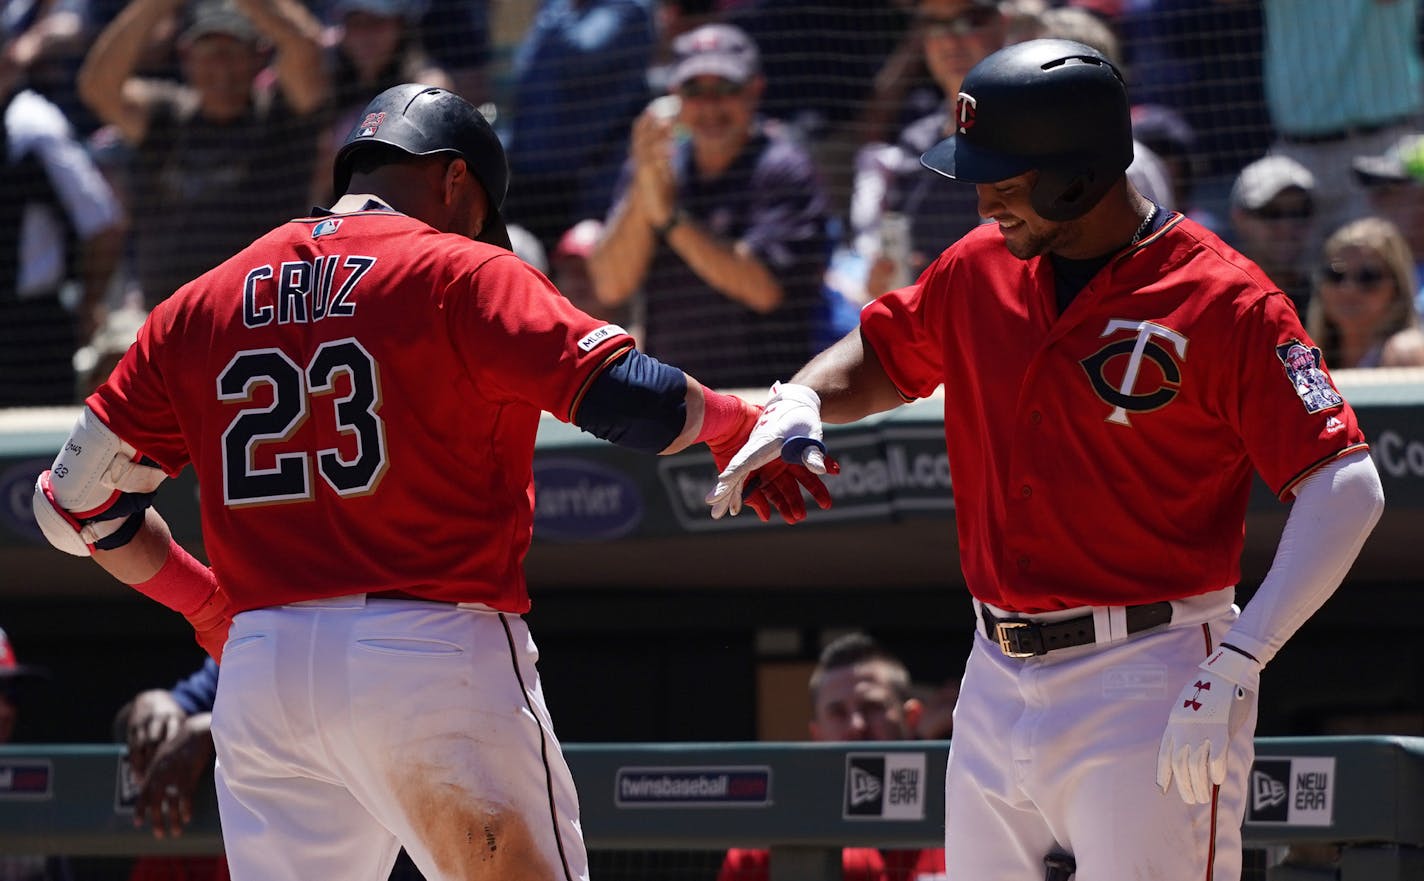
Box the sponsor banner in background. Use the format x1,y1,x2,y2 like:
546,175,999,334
843,752,927,820
614,766,772,808
0,760,52,800
533,457,644,541
658,428,953,532
1244,756,1335,826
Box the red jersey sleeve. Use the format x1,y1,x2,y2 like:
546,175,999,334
859,259,950,401
1221,291,1368,498
86,299,190,476
442,253,633,422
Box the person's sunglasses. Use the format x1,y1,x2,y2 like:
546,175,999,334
1320,264,1389,287
678,79,746,100
917,6,998,37
1252,201,1313,221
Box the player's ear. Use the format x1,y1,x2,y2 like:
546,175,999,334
902,696,924,736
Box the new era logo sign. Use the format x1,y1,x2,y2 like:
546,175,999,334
1251,770,1287,812
848,765,882,808
843,753,927,821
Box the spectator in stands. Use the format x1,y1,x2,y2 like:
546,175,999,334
0,626,70,881
1,37,127,407
846,0,1009,302
589,24,830,390
1352,133,1424,316
2,0,95,132
78,0,329,309
310,0,452,205
1132,102,1223,236
552,218,635,331
1307,217,1424,370
1239,0,1422,256
1229,155,1318,317
502,0,655,252
410,0,490,106
726,0,908,215
717,632,947,881
73,302,146,399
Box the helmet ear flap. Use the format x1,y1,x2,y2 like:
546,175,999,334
1031,162,1108,222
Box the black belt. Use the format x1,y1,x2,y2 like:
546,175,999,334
981,601,1173,658
1280,117,1410,145
368,590,454,604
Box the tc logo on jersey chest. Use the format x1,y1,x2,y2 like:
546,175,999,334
1079,319,1188,426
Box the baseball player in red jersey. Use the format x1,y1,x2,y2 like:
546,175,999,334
31,84,829,881
710,41,1385,881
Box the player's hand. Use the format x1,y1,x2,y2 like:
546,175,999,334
1156,645,1260,804
133,712,214,839
125,689,186,777
184,586,233,665
707,383,832,519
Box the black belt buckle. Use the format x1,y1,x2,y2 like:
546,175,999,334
993,618,1046,658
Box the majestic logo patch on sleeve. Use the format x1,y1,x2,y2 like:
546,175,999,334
578,324,626,352
1276,341,1342,413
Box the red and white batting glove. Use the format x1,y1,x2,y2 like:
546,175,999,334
706,383,834,520
1156,644,1260,804
699,387,834,524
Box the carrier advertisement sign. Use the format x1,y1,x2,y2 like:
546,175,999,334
614,765,772,808
1244,756,1335,826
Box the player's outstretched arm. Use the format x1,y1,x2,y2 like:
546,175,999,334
1156,450,1383,804
706,327,903,518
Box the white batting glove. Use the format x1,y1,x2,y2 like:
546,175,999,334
706,382,826,519
1156,645,1261,804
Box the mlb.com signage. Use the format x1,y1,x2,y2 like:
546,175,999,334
658,428,952,532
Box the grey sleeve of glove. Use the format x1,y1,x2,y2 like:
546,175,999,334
1224,449,1384,665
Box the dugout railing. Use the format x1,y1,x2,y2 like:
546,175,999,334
1,737,1420,880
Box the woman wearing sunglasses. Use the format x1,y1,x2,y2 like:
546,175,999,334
1307,216,1424,369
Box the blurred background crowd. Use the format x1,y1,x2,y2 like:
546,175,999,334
4,0,1424,410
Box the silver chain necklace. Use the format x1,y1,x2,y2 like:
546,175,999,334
1129,204,1160,248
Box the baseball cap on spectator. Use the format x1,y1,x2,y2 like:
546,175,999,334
0,627,49,686
1230,155,1316,212
554,219,604,262
1131,103,1195,159
180,1,261,44
1352,133,1424,187
669,24,760,90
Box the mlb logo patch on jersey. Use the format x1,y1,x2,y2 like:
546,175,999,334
578,324,626,352
312,218,342,239
356,111,386,138
1276,341,1342,414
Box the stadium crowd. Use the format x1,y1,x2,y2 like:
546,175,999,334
4,0,1423,409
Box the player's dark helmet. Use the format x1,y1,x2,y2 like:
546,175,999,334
333,84,513,250
920,39,1134,222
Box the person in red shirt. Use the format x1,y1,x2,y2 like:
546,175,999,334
718,632,947,881
710,40,1384,881
31,84,830,881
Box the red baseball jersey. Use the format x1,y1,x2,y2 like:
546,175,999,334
859,214,1368,613
88,206,633,614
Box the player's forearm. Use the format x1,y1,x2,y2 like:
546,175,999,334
793,328,905,423
78,0,173,121
588,198,656,306
664,221,783,313
234,0,327,113
93,508,173,585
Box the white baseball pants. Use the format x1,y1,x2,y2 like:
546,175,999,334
211,595,588,881
945,587,1255,881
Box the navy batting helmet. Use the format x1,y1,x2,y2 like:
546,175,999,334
334,84,512,250
920,39,1133,222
